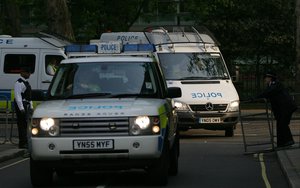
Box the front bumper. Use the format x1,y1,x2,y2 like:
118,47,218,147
30,136,163,161
177,110,239,130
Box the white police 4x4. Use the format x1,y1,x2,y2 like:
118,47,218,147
29,43,181,186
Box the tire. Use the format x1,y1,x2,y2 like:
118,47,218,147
225,127,234,137
169,134,179,176
30,158,53,187
55,168,74,178
147,140,170,186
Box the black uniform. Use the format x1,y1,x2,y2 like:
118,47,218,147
14,78,32,149
256,80,297,147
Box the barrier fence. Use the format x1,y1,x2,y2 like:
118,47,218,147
239,94,300,154
1,94,300,152
0,95,18,145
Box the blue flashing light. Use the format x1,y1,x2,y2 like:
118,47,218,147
139,44,156,52
65,44,97,53
123,44,156,52
123,44,138,51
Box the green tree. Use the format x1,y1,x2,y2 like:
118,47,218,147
187,0,296,94
296,0,300,99
30,0,74,40
0,0,21,36
69,0,148,42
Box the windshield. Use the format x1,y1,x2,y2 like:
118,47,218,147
158,53,229,80
48,62,158,99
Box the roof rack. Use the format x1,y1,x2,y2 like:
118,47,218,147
143,25,220,46
36,31,72,48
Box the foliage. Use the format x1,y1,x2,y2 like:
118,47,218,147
187,0,296,73
69,0,148,42
0,0,296,78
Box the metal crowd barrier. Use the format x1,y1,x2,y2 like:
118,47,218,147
291,93,300,148
239,98,275,154
0,95,10,144
239,95,300,154
0,95,18,145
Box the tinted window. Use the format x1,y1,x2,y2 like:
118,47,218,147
158,53,229,80
49,62,159,99
4,54,35,74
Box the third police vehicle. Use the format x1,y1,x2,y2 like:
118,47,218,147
100,26,240,137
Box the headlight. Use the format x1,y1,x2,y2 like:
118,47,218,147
228,101,239,112
130,116,160,135
134,116,150,129
174,101,190,111
31,118,60,137
40,118,55,131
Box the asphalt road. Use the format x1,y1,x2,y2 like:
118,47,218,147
0,122,291,188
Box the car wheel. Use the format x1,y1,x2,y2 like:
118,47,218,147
30,158,53,187
55,168,74,178
225,127,234,137
147,140,169,186
169,134,179,176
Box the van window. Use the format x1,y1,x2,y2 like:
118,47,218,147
3,54,35,74
45,55,64,76
158,53,229,80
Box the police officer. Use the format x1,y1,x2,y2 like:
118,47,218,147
46,58,59,76
14,67,33,149
254,71,297,148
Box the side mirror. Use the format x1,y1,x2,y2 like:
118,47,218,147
31,90,46,101
167,87,182,98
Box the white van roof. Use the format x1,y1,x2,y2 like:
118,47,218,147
0,35,70,49
144,26,219,45
100,32,150,44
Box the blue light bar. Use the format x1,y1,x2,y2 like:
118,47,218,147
123,44,156,52
65,44,97,53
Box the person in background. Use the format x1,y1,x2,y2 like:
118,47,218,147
254,71,297,148
74,69,101,94
46,58,59,75
14,67,33,149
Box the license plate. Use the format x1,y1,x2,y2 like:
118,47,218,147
199,117,221,124
73,139,114,150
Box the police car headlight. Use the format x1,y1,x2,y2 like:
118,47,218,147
135,116,150,129
31,118,60,137
40,118,55,131
174,101,190,111
228,101,239,112
130,116,160,135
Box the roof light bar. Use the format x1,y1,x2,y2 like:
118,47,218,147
65,44,97,53
64,43,155,55
123,44,156,52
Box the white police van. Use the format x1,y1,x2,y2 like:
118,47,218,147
29,42,182,186
99,26,240,137
147,26,240,136
0,34,68,110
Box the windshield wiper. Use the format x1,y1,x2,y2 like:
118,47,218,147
179,76,206,80
109,93,153,98
206,76,230,80
179,76,229,80
64,93,112,99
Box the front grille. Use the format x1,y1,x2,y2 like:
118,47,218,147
59,117,129,136
189,104,228,112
